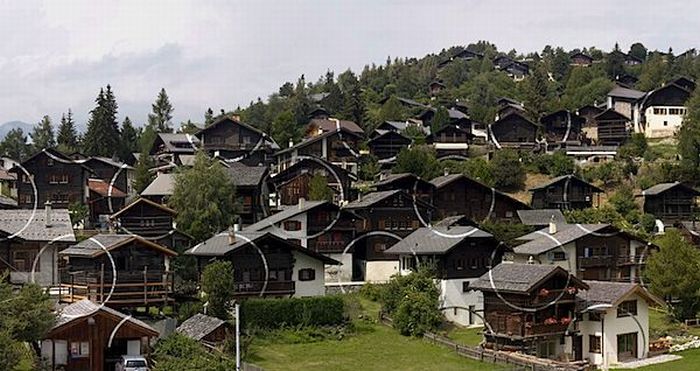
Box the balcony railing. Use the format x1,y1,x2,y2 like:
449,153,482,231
531,289,577,305
313,240,347,253
526,322,571,336
59,269,174,307
233,280,295,296
578,255,614,267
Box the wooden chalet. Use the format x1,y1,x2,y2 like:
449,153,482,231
428,122,473,159
79,157,133,197
530,175,603,210
149,133,199,161
490,112,540,148
640,182,699,223
176,313,232,344
606,85,645,126
539,110,585,145
430,173,529,222
195,116,278,165
471,264,589,358
270,157,356,207
342,190,434,281
223,161,269,224
0,206,75,286
368,129,412,160
438,48,483,68
186,229,339,298
594,109,631,146
502,61,529,81
417,106,469,129
110,197,193,251
11,148,91,209
305,118,364,138
668,76,696,92
308,106,330,120
517,209,566,228
576,104,604,142
677,221,700,247
374,173,434,205
59,234,177,309
570,52,593,67
88,178,127,227
494,55,515,70
275,126,362,175
41,299,158,371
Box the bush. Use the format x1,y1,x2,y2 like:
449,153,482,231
489,149,526,190
201,260,235,319
241,296,345,330
609,184,638,217
152,333,236,371
381,268,443,337
358,282,387,302
176,301,203,323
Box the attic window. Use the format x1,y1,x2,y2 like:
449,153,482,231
551,251,567,261
47,158,54,166
618,300,638,317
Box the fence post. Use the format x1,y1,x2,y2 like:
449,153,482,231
143,266,148,305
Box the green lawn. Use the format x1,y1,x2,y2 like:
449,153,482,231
245,296,502,371
621,348,700,370
445,326,484,347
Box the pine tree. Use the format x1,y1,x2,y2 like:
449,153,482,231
118,117,139,162
148,88,174,132
57,109,79,154
0,128,30,161
30,115,55,151
378,96,406,123
522,63,552,120
431,106,450,135
308,174,334,202
339,70,365,128
82,86,121,157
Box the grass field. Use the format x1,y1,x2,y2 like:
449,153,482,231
245,297,503,371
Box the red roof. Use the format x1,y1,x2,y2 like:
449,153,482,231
88,179,126,198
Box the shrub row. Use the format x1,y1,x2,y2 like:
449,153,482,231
240,295,345,330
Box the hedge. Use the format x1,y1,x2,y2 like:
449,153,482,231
240,295,345,330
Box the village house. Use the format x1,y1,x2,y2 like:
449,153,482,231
385,226,502,327
139,172,174,204
342,189,435,282
490,112,540,149
374,172,434,205
149,133,199,164
570,52,593,67
577,280,664,368
517,209,566,228
595,109,631,146
58,234,177,309
428,80,446,96
530,175,603,210
0,167,17,199
471,264,589,359
430,173,529,222
539,110,585,146
176,313,232,345
11,148,92,209
638,82,693,138
79,156,134,197
0,205,75,286
496,97,526,118
437,48,483,68
195,116,279,166
606,84,645,130
41,299,159,371
185,229,339,298
676,221,700,246
222,161,269,225
640,182,700,223
576,104,604,143
427,122,473,159
88,178,127,228
509,222,653,283
270,157,356,207
368,129,412,161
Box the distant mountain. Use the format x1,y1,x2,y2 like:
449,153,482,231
0,121,33,140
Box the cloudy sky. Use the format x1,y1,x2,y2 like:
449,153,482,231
0,0,697,128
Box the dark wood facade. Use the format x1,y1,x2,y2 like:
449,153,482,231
574,232,649,282
271,157,355,206
491,113,540,147
540,110,585,144
642,183,699,222
196,116,276,166
374,173,434,205
368,130,412,160
530,176,602,210
110,198,176,238
431,174,528,222
12,149,90,209
81,158,130,196
595,109,630,146
429,122,473,158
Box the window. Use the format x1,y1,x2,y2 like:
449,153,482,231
70,341,89,358
12,250,36,272
462,281,471,292
283,220,301,231
374,243,387,252
663,121,668,126
589,335,601,353
551,251,567,261
47,158,54,166
669,108,685,115
653,108,667,115
19,194,32,204
298,268,315,281
618,300,638,317
455,258,465,271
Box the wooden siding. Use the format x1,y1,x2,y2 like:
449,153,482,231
433,177,523,222
15,152,88,209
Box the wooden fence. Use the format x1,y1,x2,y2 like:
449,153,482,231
380,312,590,371
685,318,700,327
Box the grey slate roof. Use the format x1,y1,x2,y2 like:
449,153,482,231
513,224,610,255
275,127,360,156
176,313,228,341
0,195,17,208
344,190,402,209
517,209,566,226
529,175,603,192
245,201,329,231
0,209,75,242
384,226,492,255
224,162,267,187
374,173,417,187
158,133,200,153
578,280,638,306
53,299,157,334
141,173,175,196
429,174,463,189
60,233,176,257
81,156,134,170
608,85,646,100
641,182,700,196
471,263,584,294
432,215,472,228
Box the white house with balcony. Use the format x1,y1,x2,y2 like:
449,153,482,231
638,82,693,139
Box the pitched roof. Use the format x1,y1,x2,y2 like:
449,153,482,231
185,230,339,264
245,200,330,231
156,133,200,153
432,215,476,228
578,280,664,308
641,182,700,196
0,195,17,208
141,173,175,197
513,224,611,255
595,108,630,121
80,156,134,170
0,208,75,242
110,197,176,219
275,126,361,156
471,263,588,294
429,173,529,209
517,209,566,226
196,116,266,137
224,161,268,187
59,233,177,257
51,299,158,336
384,226,492,255
529,174,604,193
607,85,646,100
0,168,17,181
176,313,229,341
88,178,127,198
343,190,402,209
309,118,364,135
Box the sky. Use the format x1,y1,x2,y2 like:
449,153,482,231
0,0,698,129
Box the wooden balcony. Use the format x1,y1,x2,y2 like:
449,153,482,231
59,269,174,307
578,255,614,268
526,322,571,337
617,255,645,266
531,289,577,305
117,216,173,235
313,240,347,253
233,280,295,296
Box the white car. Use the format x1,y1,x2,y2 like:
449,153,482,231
115,355,149,371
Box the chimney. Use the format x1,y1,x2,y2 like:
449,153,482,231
298,197,305,210
527,256,535,265
288,139,294,148
548,215,557,235
443,168,449,177
228,227,236,245
45,201,52,228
